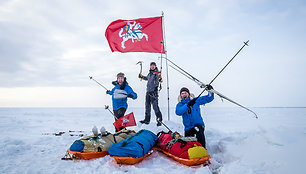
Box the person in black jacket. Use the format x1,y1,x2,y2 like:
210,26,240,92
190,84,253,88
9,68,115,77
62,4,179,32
138,62,163,126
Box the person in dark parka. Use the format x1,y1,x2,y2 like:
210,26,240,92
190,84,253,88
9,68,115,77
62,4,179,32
138,62,163,126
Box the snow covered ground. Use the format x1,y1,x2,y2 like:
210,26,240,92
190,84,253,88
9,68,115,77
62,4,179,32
0,107,305,174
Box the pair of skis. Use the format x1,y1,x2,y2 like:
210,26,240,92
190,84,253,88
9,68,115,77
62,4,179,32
166,40,258,119
42,130,85,136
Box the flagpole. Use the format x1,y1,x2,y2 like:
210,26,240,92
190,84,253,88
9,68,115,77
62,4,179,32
159,41,163,92
162,11,170,121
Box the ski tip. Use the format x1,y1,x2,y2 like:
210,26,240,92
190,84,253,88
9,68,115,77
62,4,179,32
254,113,258,119
244,40,249,46
89,76,92,79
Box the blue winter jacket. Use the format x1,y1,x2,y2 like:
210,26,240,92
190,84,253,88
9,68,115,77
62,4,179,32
107,81,137,110
175,93,214,131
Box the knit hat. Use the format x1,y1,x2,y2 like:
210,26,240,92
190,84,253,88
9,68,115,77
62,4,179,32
150,62,156,66
117,72,125,78
180,87,190,95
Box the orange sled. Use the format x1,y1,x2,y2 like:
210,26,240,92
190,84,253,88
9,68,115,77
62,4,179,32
157,148,211,166
61,150,108,160
111,149,154,165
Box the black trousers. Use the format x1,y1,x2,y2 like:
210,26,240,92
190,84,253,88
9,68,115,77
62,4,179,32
184,124,206,148
113,108,126,132
144,91,162,122
113,108,126,120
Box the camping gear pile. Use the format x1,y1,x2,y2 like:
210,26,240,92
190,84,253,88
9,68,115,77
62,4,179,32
61,128,135,160
156,131,210,166
62,128,211,166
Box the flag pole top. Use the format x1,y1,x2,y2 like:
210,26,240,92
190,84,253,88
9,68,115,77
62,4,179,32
162,11,164,16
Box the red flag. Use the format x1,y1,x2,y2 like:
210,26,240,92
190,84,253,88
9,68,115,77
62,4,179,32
105,16,164,53
113,112,136,130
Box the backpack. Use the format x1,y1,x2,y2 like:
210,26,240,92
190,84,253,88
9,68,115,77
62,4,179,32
169,139,202,159
157,131,174,150
108,129,158,158
157,131,209,159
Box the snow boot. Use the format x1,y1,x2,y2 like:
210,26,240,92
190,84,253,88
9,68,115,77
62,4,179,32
140,120,150,124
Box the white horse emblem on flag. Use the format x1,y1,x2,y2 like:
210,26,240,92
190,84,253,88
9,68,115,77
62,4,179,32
119,21,148,49
121,118,130,126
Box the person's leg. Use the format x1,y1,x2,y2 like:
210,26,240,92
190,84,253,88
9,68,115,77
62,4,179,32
142,92,152,123
194,124,206,148
184,127,196,137
113,109,119,132
151,92,162,126
113,108,126,132
117,108,126,119
113,110,119,120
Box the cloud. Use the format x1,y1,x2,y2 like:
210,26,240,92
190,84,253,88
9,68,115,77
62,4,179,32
0,0,305,107
0,0,110,87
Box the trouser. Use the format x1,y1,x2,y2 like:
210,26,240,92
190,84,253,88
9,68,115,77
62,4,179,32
113,108,126,132
144,91,162,122
184,124,206,148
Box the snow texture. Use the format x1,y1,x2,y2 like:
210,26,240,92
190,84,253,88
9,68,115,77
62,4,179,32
0,107,305,174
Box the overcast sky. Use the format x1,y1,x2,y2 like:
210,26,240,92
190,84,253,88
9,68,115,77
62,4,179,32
0,0,305,109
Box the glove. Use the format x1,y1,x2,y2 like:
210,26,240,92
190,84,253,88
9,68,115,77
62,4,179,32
138,74,144,79
127,94,134,98
187,97,198,108
106,90,110,94
206,84,213,90
158,78,163,83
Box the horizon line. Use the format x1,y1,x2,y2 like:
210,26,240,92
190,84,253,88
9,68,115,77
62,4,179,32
0,106,305,109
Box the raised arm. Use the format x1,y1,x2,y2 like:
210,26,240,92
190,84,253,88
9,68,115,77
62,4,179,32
175,102,188,116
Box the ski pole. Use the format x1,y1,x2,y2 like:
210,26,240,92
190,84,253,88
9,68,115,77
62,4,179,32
209,40,249,85
157,120,173,133
168,64,203,86
105,105,117,121
165,58,201,83
211,89,258,118
171,62,257,118
161,57,204,87
89,76,108,91
163,46,257,118
159,41,164,91
196,40,249,98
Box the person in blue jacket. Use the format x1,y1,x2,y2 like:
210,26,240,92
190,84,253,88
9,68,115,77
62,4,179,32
106,73,137,129
175,86,214,148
